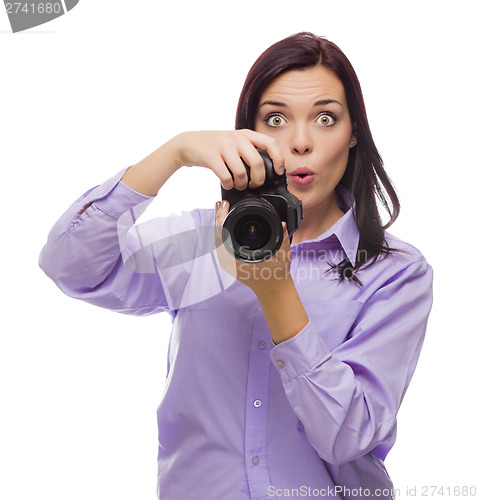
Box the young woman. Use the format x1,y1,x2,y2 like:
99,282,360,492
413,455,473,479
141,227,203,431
40,32,433,499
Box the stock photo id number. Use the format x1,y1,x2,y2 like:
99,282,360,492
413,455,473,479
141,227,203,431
3,0,79,32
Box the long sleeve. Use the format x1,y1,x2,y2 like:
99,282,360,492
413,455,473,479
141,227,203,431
269,255,433,466
39,168,208,316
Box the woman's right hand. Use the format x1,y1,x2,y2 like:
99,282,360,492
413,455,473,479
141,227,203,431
172,130,284,191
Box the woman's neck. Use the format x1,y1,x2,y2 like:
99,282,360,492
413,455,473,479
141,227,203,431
291,194,345,246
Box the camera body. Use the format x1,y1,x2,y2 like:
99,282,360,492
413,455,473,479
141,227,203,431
221,149,303,263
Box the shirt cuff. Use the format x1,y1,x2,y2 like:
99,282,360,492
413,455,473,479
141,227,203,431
269,319,332,382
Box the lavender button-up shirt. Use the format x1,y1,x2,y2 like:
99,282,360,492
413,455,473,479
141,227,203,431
39,168,433,499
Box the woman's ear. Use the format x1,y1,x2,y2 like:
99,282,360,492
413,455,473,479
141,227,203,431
349,123,358,148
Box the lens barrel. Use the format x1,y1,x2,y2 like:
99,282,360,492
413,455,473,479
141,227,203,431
222,197,283,263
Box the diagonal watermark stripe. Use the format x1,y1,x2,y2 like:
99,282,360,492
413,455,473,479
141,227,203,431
3,0,79,33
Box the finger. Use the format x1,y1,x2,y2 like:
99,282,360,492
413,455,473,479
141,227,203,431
214,200,221,228
280,221,288,247
241,129,285,176
221,152,249,191
238,144,266,189
217,200,229,226
214,200,238,276
209,158,235,191
278,222,293,261
214,200,229,246
282,221,292,245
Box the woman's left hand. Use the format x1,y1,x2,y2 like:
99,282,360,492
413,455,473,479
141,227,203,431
214,200,293,297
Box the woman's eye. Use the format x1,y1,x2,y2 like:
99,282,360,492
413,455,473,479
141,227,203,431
317,113,336,126
266,114,285,127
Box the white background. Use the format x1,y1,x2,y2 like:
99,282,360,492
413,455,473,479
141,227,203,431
1,1,477,499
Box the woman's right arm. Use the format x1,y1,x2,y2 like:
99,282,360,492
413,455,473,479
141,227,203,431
121,130,284,195
39,130,283,315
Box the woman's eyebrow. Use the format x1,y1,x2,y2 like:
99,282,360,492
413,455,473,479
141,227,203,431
259,99,342,107
314,99,342,106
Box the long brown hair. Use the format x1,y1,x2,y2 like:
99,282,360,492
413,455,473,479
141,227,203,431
235,32,400,283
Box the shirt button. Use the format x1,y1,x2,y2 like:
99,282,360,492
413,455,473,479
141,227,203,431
253,399,262,408
257,340,266,349
252,456,260,465
276,360,286,369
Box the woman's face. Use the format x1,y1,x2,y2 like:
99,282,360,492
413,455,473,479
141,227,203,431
254,65,356,212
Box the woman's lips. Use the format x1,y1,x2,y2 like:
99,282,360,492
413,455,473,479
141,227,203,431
288,167,315,186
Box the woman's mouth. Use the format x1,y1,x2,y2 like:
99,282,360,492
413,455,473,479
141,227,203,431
288,167,315,186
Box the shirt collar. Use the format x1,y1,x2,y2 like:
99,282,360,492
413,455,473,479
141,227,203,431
294,185,360,267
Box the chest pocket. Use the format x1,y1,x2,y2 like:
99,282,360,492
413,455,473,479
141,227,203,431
302,299,365,351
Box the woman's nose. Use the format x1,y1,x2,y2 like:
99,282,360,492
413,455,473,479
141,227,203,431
290,126,313,155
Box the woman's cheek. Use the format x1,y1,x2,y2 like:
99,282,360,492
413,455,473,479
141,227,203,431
317,132,350,169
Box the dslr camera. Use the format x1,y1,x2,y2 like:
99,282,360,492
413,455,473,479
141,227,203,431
221,149,303,263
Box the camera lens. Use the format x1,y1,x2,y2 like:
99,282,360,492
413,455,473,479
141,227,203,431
222,198,283,262
235,215,271,251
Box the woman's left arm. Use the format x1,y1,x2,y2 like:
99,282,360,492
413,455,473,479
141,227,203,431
215,200,309,343
215,202,434,466
270,258,432,465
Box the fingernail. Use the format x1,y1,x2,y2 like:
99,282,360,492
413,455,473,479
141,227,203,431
221,201,227,209
215,201,221,211
279,166,285,175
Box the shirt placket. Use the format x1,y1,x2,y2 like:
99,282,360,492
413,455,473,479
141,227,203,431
244,310,272,499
